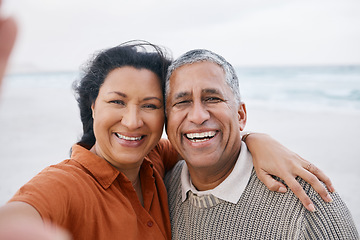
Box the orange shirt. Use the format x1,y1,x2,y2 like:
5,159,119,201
9,139,178,240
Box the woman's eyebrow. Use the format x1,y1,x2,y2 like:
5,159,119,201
107,92,162,103
107,91,127,98
143,96,163,102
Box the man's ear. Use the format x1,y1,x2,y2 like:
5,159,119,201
237,102,247,131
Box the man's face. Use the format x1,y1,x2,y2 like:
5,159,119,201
166,61,246,173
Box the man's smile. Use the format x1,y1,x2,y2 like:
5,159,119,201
184,131,217,143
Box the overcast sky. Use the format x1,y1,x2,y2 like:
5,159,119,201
3,0,360,73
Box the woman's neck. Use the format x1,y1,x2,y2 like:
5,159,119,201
132,175,144,206
89,144,144,206
114,165,144,206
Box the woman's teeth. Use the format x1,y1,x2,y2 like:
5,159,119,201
115,133,142,141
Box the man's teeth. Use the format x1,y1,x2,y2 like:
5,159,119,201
115,133,142,141
185,131,216,142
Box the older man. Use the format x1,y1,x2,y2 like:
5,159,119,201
164,49,358,239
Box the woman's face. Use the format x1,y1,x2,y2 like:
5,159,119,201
91,66,165,170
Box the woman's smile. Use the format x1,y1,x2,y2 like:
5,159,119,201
114,132,146,148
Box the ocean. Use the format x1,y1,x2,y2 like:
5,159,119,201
3,65,360,113
237,65,360,113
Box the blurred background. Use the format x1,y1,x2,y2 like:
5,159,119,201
2,0,360,72
1,0,359,230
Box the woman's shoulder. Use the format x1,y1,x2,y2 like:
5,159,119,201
16,159,86,193
146,139,179,177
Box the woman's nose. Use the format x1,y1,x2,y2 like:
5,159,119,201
121,107,144,130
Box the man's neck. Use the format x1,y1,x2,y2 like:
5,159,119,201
187,151,240,191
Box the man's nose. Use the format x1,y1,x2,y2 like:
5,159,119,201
187,101,210,125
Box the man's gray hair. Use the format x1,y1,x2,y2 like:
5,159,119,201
165,49,241,106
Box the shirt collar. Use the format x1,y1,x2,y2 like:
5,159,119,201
181,141,253,204
71,144,154,189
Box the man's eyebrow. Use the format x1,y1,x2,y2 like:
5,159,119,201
173,89,222,99
202,88,221,95
174,91,190,99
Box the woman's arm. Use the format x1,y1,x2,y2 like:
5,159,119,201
243,132,334,212
0,202,71,240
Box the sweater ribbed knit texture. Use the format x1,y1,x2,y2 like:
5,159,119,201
165,161,359,240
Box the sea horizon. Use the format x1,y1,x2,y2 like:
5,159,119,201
4,64,360,113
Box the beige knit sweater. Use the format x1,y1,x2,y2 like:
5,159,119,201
165,161,359,240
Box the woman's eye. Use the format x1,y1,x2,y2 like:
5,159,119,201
142,104,159,109
110,100,125,105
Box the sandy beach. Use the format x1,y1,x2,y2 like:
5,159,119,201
0,83,359,231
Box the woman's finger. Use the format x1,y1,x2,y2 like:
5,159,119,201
256,170,287,193
282,176,316,212
303,162,335,193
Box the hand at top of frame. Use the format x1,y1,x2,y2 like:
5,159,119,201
0,0,18,87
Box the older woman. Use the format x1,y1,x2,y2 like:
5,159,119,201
0,41,333,239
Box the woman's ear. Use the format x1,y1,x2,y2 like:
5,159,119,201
238,102,247,131
91,103,95,119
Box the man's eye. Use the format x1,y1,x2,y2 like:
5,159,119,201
173,100,191,107
204,97,223,103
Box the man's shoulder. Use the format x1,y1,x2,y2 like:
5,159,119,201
164,160,185,199
245,170,355,226
164,160,185,184
246,169,322,203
